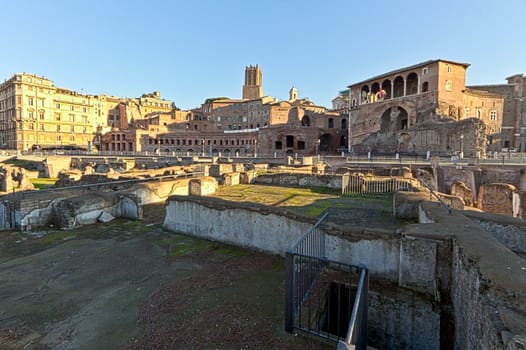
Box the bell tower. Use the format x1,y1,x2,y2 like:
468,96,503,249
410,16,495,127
289,86,298,101
242,65,263,100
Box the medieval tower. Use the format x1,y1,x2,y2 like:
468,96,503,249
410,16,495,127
242,65,263,100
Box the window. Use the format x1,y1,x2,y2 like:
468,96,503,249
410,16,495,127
490,110,497,121
55,113,61,121
286,135,294,148
298,141,305,150
328,118,334,128
70,126,74,132
465,108,470,117
422,82,429,93
39,111,44,120
56,103,60,109
422,67,428,75
70,105,74,111
57,125,61,132
40,99,45,107
57,135,62,141
445,80,452,91
275,141,283,150
28,97,34,106
28,111,34,119
447,65,452,73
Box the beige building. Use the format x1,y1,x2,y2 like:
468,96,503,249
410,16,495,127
0,74,97,151
0,73,175,151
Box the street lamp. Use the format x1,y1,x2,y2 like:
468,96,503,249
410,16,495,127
254,139,258,158
316,139,321,157
201,139,205,157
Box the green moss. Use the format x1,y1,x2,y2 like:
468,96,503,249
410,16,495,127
30,178,58,189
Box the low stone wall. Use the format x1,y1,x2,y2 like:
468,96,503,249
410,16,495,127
415,201,526,349
0,176,218,231
255,173,342,189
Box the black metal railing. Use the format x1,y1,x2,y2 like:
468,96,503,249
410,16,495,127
285,212,369,348
337,266,369,350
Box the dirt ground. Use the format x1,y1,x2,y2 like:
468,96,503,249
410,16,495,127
0,186,401,350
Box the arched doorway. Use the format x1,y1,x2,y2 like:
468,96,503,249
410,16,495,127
406,72,418,95
382,79,392,100
301,115,310,126
319,134,332,153
393,76,404,98
360,85,370,103
396,108,409,130
380,109,392,132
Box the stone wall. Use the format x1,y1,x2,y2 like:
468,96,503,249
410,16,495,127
451,181,474,206
255,173,342,189
368,287,440,350
477,183,520,217
415,201,526,349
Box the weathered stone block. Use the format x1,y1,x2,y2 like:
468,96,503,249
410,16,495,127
399,235,437,295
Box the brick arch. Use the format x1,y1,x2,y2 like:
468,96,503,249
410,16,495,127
319,133,333,152
393,76,404,98
380,106,410,132
406,72,418,95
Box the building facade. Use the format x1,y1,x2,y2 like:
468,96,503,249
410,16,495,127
345,59,504,156
100,65,347,156
0,73,175,151
468,74,526,152
0,74,97,151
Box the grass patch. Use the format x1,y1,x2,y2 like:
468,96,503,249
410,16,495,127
158,233,247,258
30,178,58,189
40,231,77,245
158,234,214,257
211,244,246,258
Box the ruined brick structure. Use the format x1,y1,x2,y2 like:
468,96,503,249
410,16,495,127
346,59,504,157
100,65,347,157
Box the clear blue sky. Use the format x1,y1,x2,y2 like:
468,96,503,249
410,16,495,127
1,0,524,110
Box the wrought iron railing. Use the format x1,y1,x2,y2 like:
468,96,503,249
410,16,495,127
285,211,369,348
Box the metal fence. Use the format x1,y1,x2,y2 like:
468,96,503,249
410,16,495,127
285,212,368,348
341,174,416,195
